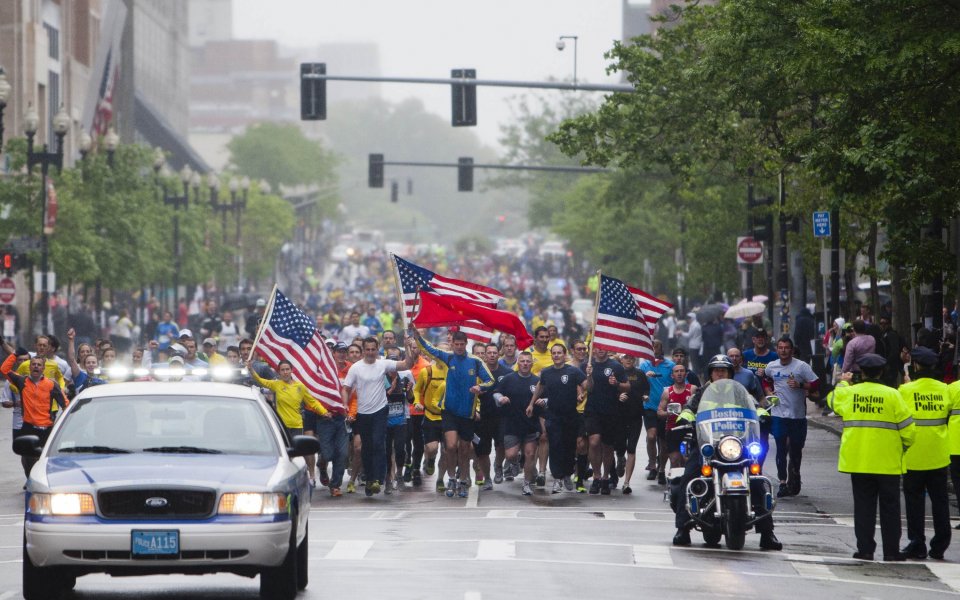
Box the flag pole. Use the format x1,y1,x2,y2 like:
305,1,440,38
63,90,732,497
390,254,409,330
247,283,278,363
587,270,602,359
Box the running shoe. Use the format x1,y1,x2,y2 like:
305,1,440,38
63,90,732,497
436,479,445,493
445,478,457,498
521,481,533,496
505,464,516,482
459,480,470,498
600,481,612,495
657,471,666,485
646,469,657,480
412,470,423,487
403,465,412,483
331,487,342,497
425,463,436,476
552,480,564,494
475,478,485,487
536,472,546,487
346,482,356,494
494,467,504,484
622,485,632,495
384,480,393,495
482,479,493,491
308,478,316,488
563,476,574,491
616,455,626,477
589,479,602,495
368,480,382,494
576,483,587,493
319,471,330,487
365,485,374,497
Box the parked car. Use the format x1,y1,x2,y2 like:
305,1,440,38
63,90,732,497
14,381,319,600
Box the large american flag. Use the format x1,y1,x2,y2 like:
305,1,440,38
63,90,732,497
593,274,672,360
255,290,344,413
393,255,504,343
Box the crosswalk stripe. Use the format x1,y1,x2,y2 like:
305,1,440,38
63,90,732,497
632,544,672,567
925,563,960,593
791,561,836,580
486,510,519,519
476,540,516,560
324,540,372,560
603,511,637,521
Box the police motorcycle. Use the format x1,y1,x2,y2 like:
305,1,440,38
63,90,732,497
671,379,777,550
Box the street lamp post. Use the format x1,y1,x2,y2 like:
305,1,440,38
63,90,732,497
229,176,250,292
556,35,579,88
208,173,230,244
25,104,69,334
159,165,193,312
0,68,11,152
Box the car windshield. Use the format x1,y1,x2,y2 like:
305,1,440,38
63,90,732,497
695,379,761,445
48,395,281,456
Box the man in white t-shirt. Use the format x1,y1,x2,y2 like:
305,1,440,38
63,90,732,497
765,336,819,498
339,311,370,344
341,335,417,496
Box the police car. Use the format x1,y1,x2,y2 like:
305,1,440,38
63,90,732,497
14,381,318,600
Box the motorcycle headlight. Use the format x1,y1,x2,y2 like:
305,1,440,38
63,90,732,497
717,437,743,461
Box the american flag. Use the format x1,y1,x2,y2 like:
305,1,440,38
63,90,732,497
393,255,503,343
593,274,671,360
255,290,344,413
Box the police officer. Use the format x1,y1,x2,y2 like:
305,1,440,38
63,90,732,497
671,355,781,551
899,346,951,559
946,372,960,529
828,353,915,561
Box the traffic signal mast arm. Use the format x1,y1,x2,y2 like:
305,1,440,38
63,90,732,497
301,71,634,93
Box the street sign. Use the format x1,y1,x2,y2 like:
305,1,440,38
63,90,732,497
820,248,846,277
736,236,764,265
8,236,41,252
32,271,55,293
813,211,831,238
0,277,15,304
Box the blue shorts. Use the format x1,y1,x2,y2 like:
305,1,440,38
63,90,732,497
301,409,319,432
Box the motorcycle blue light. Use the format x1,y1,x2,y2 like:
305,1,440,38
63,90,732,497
700,444,714,458
748,443,762,457
689,497,698,514
679,442,687,455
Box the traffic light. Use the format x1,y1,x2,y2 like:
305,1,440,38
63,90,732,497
451,69,477,126
750,195,774,241
300,63,327,120
390,180,399,203
2,253,11,272
458,157,474,192
368,154,384,188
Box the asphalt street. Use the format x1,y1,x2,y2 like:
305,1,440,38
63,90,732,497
0,402,959,599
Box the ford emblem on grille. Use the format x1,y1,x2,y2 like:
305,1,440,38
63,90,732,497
145,497,169,508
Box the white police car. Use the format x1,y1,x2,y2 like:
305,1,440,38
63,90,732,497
14,381,318,600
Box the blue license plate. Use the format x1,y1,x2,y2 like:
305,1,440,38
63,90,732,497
131,530,179,556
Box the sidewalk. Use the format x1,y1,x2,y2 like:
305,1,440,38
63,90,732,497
806,399,843,436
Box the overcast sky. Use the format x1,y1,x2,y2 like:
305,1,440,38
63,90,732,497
233,0,628,149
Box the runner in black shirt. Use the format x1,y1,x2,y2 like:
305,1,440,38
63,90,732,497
494,352,541,495
533,344,588,493
477,344,512,489
619,354,650,493
585,348,629,495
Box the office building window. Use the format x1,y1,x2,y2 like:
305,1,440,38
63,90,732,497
44,23,60,60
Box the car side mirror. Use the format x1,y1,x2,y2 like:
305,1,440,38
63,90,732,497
13,435,42,457
765,395,780,408
666,402,682,415
288,434,320,458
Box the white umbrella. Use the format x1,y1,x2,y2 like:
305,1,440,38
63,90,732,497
725,301,766,319
751,294,769,303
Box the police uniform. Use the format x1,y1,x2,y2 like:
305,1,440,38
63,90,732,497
828,353,915,560
899,347,952,559
945,378,960,529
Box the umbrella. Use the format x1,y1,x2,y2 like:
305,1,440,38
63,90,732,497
696,303,725,324
725,301,766,320
751,294,768,303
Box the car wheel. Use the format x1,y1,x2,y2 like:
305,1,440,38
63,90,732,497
23,534,64,600
296,522,308,590
260,514,298,600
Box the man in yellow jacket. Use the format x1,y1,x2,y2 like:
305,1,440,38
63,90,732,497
829,353,915,562
946,368,960,531
899,346,952,559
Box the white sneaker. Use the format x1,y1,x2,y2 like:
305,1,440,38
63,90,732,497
552,480,564,494
521,481,533,496
563,476,574,491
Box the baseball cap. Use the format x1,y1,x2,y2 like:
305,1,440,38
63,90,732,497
856,353,886,369
202,338,217,347
255,298,267,308
333,341,349,351
324,338,336,348
910,346,939,367
753,328,769,338
179,328,193,339
168,355,185,365
842,322,854,331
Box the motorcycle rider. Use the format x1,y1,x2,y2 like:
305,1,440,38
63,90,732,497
670,354,782,550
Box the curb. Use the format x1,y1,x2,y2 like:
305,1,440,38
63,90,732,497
806,400,842,437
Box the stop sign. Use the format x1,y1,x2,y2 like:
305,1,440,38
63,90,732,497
736,237,764,265
0,277,15,304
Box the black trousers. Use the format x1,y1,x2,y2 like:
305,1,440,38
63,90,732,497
407,415,425,470
949,456,960,515
903,467,952,554
851,473,901,557
20,423,51,478
545,414,579,479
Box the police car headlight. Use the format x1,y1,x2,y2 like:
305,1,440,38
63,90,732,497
717,437,743,461
218,492,288,515
30,493,96,516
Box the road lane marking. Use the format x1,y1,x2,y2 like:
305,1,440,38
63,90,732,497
466,484,479,508
324,540,373,560
486,510,518,518
476,540,515,560
792,561,836,580
926,563,960,593
369,511,406,520
603,511,637,521
632,544,672,567
464,592,482,600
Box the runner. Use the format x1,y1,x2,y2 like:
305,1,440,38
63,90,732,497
477,344,511,489
533,344,588,493
495,352,541,495
585,347,628,494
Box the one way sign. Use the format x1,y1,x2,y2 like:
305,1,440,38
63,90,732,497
813,211,830,238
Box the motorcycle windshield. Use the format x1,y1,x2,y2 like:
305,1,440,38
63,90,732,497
695,379,761,446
